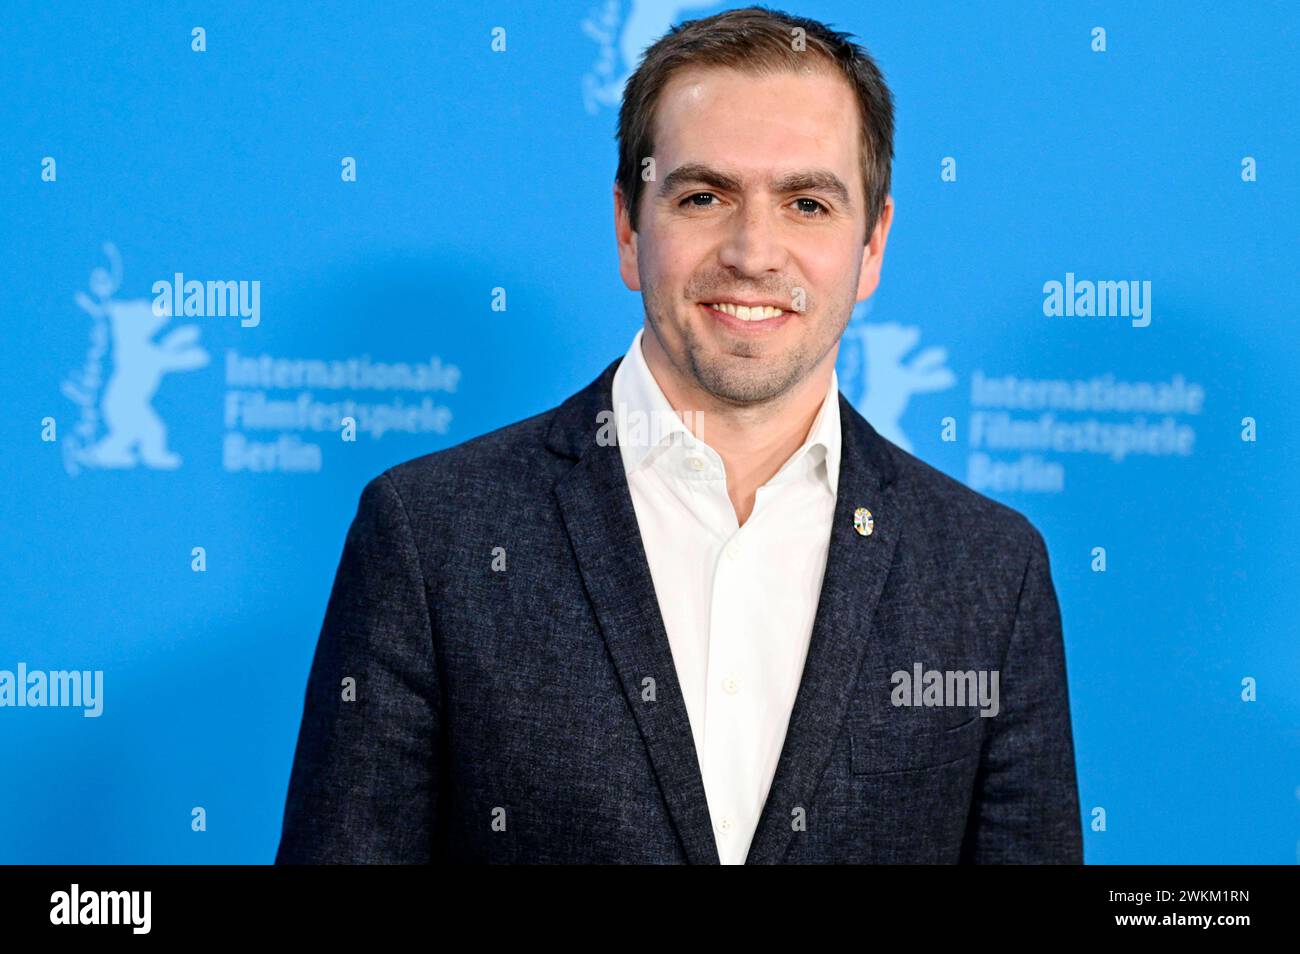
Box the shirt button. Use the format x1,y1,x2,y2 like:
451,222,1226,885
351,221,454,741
725,542,740,560
722,675,741,694
686,456,706,472
718,815,735,834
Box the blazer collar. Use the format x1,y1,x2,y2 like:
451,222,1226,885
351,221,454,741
548,356,902,864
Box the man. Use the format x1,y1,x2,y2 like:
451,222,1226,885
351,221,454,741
275,6,1083,864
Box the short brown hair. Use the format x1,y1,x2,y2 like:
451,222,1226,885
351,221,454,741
616,5,895,243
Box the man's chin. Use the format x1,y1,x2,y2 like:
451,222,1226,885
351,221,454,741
689,358,801,407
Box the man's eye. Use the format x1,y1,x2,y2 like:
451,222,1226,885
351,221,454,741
678,193,828,216
681,192,717,208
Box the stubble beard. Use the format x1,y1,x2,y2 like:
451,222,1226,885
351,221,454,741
644,289,850,409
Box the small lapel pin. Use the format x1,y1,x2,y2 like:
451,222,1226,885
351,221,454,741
853,507,874,537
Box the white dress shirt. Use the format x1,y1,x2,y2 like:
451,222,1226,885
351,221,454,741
609,327,842,864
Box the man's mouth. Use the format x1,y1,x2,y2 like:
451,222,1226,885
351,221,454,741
701,301,790,322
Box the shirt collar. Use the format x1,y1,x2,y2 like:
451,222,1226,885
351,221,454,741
609,327,841,497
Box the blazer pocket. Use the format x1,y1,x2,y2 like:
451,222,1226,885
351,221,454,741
850,713,984,775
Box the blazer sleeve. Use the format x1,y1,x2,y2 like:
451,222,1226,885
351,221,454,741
275,471,441,863
959,524,1084,863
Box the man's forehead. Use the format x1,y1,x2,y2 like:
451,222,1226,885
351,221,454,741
656,63,854,119
650,67,862,202
653,65,859,157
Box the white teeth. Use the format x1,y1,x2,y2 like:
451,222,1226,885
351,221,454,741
707,302,785,321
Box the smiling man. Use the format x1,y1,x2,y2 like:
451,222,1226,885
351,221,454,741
276,6,1083,865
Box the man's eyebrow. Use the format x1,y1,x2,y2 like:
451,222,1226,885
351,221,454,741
770,170,852,208
658,163,852,207
657,163,744,197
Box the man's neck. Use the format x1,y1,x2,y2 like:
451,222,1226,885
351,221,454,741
640,327,834,527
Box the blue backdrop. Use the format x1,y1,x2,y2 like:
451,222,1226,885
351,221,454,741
2,0,1296,864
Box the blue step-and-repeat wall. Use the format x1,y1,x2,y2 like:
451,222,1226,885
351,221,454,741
1,1,1296,863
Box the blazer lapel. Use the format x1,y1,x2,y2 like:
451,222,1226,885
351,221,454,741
743,394,903,863
548,359,721,865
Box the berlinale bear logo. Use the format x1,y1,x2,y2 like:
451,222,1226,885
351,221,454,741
837,299,956,453
61,243,210,475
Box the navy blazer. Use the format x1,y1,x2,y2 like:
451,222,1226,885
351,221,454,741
275,357,1083,864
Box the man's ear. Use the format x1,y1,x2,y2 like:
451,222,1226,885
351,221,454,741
614,183,641,292
855,193,894,303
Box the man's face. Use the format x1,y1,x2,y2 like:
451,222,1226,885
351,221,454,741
615,64,894,407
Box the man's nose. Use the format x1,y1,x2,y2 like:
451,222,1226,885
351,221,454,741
717,203,788,277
